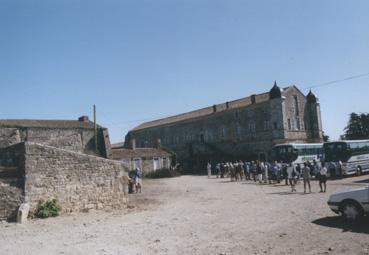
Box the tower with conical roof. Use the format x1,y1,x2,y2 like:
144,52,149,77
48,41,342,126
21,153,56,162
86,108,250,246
305,90,323,142
268,81,286,144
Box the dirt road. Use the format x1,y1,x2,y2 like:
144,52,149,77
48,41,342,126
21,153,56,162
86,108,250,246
1,175,368,255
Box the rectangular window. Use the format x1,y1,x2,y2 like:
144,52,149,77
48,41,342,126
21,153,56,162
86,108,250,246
234,110,239,119
133,158,142,171
296,118,301,130
236,124,241,138
206,129,213,142
288,119,291,130
248,122,256,133
221,127,227,139
162,158,168,168
293,95,299,116
153,158,160,171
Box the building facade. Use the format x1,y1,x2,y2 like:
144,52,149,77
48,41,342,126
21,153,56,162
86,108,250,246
0,116,112,158
111,142,172,176
125,83,323,172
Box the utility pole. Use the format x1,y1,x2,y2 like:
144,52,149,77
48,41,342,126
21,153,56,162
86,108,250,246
94,104,97,152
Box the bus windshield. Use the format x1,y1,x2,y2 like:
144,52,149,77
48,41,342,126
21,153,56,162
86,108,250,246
323,142,350,162
272,145,298,163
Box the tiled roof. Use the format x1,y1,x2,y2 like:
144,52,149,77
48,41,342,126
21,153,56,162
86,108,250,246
111,142,125,149
111,148,171,160
0,119,104,129
131,87,293,131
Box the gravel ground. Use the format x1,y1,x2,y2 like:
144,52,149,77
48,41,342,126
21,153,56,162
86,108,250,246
0,174,368,255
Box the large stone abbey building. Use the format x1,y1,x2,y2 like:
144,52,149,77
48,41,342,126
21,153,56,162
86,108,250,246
125,83,323,172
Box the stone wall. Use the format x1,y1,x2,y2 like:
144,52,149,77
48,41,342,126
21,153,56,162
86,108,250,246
0,142,128,221
0,128,23,149
0,127,110,158
23,142,128,214
0,143,25,221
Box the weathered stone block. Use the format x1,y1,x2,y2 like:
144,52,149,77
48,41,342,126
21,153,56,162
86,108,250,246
16,203,30,224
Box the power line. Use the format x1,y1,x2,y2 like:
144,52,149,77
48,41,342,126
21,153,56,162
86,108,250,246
304,72,369,89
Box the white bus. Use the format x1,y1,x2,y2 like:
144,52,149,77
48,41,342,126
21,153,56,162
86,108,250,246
272,143,324,166
323,140,369,176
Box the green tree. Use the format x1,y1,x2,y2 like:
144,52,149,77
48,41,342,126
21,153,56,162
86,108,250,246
322,131,329,142
342,113,369,140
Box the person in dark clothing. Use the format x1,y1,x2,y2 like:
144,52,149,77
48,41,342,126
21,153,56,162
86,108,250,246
282,163,288,185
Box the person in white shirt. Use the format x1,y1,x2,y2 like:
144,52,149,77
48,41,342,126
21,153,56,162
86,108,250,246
207,162,212,178
287,163,297,192
319,162,328,192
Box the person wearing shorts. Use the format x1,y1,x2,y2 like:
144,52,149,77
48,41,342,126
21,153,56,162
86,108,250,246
319,163,328,192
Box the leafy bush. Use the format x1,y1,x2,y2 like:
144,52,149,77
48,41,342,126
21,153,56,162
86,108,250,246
36,199,61,218
145,168,181,179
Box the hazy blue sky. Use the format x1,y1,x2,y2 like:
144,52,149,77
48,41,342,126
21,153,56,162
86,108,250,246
1,0,368,143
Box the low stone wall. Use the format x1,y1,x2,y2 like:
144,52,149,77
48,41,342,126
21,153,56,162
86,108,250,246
23,142,129,214
0,142,129,221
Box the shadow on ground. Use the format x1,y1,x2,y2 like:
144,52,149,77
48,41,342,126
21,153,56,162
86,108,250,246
267,191,311,195
354,178,369,184
312,216,369,234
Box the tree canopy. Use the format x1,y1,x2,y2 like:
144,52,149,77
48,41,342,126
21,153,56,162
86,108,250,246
342,113,369,140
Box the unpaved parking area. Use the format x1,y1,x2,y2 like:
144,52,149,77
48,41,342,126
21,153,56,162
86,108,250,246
0,175,368,255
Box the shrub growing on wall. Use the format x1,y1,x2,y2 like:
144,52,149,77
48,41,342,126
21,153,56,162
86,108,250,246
35,199,61,218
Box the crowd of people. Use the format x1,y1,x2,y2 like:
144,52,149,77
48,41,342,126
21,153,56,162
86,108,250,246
207,160,329,193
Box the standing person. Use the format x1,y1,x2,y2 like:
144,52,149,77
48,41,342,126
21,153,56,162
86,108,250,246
257,161,263,183
216,163,221,178
276,161,282,183
282,163,288,185
271,161,278,184
251,161,257,182
207,162,212,178
319,162,328,192
337,160,343,179
312,160,320,179
244,161,250,181
287,163,297,192
134,167,142,193
302,162,311,193
295,164,301,182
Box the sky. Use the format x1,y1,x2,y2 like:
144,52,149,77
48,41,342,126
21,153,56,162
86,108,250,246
1,0,368,143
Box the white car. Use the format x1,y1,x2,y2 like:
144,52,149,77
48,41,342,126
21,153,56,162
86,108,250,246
327,185,369,220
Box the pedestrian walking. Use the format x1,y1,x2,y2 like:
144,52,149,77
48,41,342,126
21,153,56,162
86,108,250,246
302,162,311,193
287,163,297,192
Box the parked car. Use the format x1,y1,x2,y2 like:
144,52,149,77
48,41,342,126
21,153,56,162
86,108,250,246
327,185,369,220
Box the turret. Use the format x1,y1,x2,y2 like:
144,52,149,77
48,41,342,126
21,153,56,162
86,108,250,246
269,81,282,99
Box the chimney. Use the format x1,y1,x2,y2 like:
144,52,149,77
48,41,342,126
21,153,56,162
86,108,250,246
78,116,89,122
226,102,229,109
213,105,217,113
251,95,256,104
